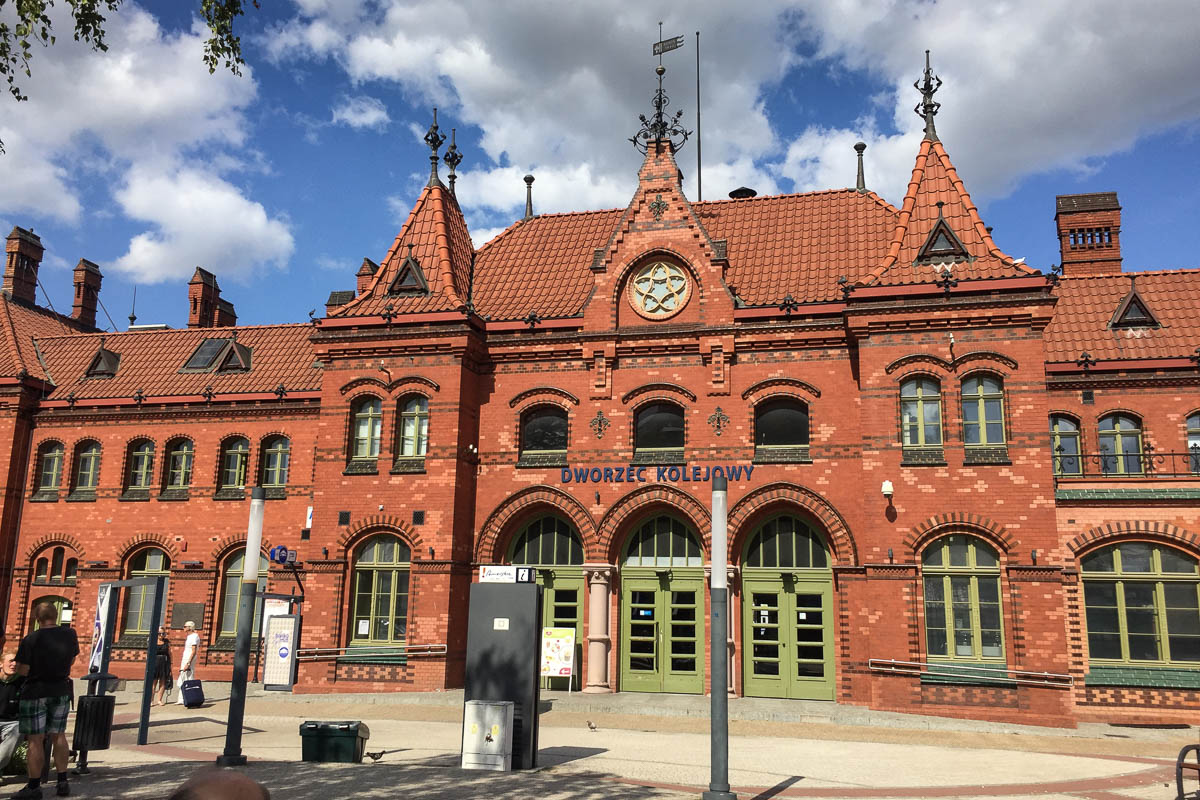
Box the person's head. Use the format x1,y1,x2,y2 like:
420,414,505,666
184,621,196,633
167,767,269,800
34,602,58,628
0,653,15,678
159,626,168,640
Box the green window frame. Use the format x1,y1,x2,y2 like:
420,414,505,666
127,440,155,490
922,535,1004,661
74,441,101,491
220,437,250,489
218,550,269,637
743,515,828,569
509,516,583,565
623,515,702,567
1050,415,1081,476
1187,412,1200,474
260,436,291,487
1081,542,1200,665
165,439,194,489
961,375,1005,446
123,548,170,634
1098,413,1143,475
350,534,412,645
398,396,429,458
37,442,63,490
900,377,942,448
351,397,383,460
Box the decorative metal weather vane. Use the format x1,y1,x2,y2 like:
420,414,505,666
425,108,446,187
443,127,463,196
914,49,943,142
630,22,691,154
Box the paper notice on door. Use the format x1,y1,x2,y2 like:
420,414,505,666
357,619,369,635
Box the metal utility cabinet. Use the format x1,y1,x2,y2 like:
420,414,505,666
461,700,514,771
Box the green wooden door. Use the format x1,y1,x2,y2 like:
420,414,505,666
620,573,704,694
742,575,834,700
538,570,584,691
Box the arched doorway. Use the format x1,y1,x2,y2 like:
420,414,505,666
507,515,585,690
619,515,704,694
741,514,834,700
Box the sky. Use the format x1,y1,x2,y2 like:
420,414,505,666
1,0,1198,330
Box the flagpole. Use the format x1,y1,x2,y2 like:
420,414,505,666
696,30,702,202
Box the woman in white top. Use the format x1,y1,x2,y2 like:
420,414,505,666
175,621,199,704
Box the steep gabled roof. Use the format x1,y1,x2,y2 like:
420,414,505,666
331,182,473,317
861,139,1036,287
0,294,89,381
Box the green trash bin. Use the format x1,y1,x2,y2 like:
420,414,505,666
299,721,371,763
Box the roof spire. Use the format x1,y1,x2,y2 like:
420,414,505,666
914,49,943,141
443,127,463,196
425,108,446,188
630,22,690,154
523,174,535,220
854,141,867,193
128,285,137,328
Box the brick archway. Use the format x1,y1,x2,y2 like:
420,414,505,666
23,534,85,562
904,512,1015,558
339,516,425,557
727,482,857,566
1068,520,1200,556
598,485,711,564
117,534,181,565
475,486,596,563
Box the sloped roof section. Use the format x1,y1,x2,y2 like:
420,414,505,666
0,295,88,381
35,324,320,399
330,182,472,317
863,139,1036,287
1045,271,1200,362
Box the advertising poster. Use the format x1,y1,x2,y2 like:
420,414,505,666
540,627,575,678
88,584,112,672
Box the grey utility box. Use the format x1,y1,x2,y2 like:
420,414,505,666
461,700,514,771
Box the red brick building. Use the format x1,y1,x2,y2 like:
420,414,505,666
2,60,1198,727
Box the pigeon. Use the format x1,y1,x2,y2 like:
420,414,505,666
365,750,386,763
586,720,598,732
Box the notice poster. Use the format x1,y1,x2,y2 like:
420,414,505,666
263,614,300,691
260,598,291,638
540,627,575,678
88,584,112,672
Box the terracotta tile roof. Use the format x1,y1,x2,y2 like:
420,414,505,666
862,139,1036,287
331,182,472,318
0,295,89,381
1044,270,1200,362
34,324,321,399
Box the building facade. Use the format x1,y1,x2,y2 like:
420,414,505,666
2,61,1198,727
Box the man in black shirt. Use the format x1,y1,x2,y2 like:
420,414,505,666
13,602,79,799
0,651,24,771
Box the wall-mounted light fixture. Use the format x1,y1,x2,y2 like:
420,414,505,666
428,546,436,560
881,480,894,504
1031,549,1038,565
887,548,893,564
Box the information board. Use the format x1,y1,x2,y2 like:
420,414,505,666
539,627,576,679
262,614,300,691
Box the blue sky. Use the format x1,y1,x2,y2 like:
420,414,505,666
1,1,1198,329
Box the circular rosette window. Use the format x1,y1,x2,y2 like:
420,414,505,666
628,261,691,320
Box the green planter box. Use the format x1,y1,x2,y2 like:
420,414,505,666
299,720,371,763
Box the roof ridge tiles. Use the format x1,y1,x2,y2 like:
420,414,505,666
32,321,312,342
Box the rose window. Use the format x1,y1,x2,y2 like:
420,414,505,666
629,261,690,319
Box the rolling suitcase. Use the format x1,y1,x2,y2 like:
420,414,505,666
181,679,205,708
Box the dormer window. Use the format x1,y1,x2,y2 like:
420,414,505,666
916,204,968,263
85,340,121,379
388,244,429,295
1110,284,1159,329
181,336,252,373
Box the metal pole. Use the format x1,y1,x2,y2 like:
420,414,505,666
703,474,736,800
695,30,702,202
217,486,266,767
137,576,167,745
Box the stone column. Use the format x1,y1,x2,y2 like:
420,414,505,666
582,564,613,693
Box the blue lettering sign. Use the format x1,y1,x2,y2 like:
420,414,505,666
557,463,755,485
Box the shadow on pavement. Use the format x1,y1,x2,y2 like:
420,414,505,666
750,775,805,800
539,746,608,767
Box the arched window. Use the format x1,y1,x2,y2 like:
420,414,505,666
397,396,429,458
1187,412,1200,474
624,516,702,567
744,515,828,569
50,547,64,581
1050,416,1081,476
754,399,809,450
921,535,1003,661
219,437,250,489
65,558,77,583
35,442,63,492
961,375,1005,446
350,535,412,644
73,441,101,493
123,548,171,634
509,517,583,565
634,403,685,457
1081,543,1200,664
164,439,194,490
350,397,383,462
218,550,269,637
1098,414,1143,475
900,378,942,448
126,440,155,490
34,558,48,583
520,407,568,460
260,436,291,487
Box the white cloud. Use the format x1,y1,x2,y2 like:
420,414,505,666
331,95,391,130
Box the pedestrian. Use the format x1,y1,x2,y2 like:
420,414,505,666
0,652,25,772
166,767,269,800
152,627,172,706
175,621,199,705
13,601,79,798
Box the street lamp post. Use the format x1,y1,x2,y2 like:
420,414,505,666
703,474,737,800
217,486,266,767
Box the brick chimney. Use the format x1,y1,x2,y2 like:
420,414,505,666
1055,192,1122,276
71,258,103,329
357,258,379,295
4,226,43,305
188,267,236,328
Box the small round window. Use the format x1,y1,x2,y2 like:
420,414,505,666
628,261,690,319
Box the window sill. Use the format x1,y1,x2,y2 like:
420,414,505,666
963,446,1011,466
213,488,246,501
263,486,288,500
66,491,97,503
113,634,151,650
901,448,946,467
1084,664,1200,690
32,578,75,587
920,661,1014,687
344,460,378,476
390,458,426,475
339,643,409,665
753,446,811,464
632,449,685,466
515,452,568,468
29,491,59,503
157,489,190,501
119,490,151,502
